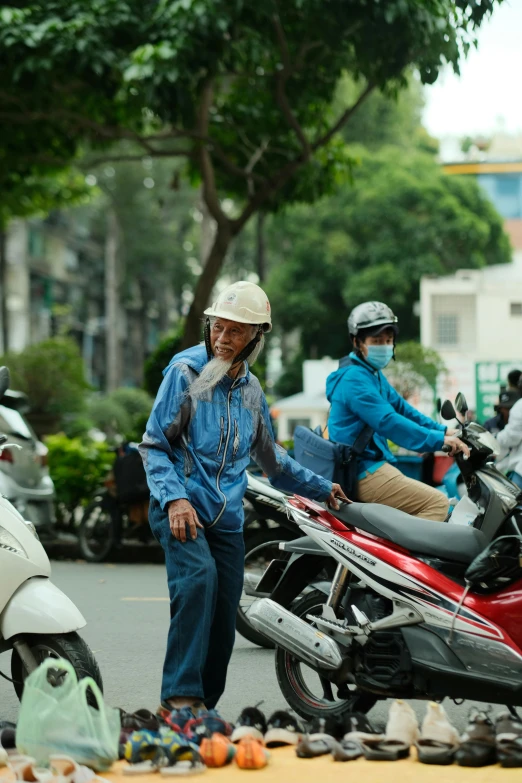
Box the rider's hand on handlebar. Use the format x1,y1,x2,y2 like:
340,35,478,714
443,435,470,459
326,483,351,510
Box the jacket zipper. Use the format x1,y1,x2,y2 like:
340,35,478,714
208,382,237,528
232,420,240,460
216,416,224,456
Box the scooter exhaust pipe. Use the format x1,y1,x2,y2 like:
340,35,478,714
248,598,343,671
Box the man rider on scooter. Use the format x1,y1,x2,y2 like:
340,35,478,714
326,301,469,521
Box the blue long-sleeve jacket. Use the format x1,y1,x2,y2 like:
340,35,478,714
326,352,446,475
139,345,332,532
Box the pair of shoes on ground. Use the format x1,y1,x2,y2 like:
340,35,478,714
232,706,303,749
7,754,104,783
122,728,204,777
457,708,522,768
156,705,232,746
296,702,459,764
200,734,269,770
356,700,458,763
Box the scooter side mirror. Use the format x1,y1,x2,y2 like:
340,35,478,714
0,366,10,400
455,392,469,417
440,399,456,421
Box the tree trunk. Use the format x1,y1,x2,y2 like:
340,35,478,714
255,212,267,283
0,228,8,353
181,225,232,349
105,209,121,392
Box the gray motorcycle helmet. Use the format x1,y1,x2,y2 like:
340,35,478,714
348,301,399,339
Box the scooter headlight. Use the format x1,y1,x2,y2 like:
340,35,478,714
0,525,27,558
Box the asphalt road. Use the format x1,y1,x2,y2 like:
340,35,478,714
0,557,499,732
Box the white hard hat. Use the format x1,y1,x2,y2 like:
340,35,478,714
204,281,272,332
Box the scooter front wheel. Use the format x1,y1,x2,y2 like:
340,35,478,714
11,631,102,702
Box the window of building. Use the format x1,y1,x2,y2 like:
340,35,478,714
287,418,311,436
436,314,459,346
511,302,522,317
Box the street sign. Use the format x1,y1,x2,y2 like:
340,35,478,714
475,361,522,423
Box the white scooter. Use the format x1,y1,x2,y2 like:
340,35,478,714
0,367,102,700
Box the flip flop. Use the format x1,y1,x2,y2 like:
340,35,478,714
415,738,458,765
455,710,496,767
296,733,338,758
332,738,363,762
361,738,410,761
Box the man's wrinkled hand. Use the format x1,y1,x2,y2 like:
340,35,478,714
326,483,351,510
167,499,204,542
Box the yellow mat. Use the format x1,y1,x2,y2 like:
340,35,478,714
3,749,522,782
105,749,522,783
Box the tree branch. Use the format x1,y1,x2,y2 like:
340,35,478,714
272,13,312,160
196,79,229,228
312,82,375,150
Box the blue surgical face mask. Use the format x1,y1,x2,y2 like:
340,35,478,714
365,344,394,370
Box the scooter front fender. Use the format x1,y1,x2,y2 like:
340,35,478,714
0,577,86,640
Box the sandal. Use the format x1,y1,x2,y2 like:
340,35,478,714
496,711,522,768
455,709,496,767
120,709,161,733
235,738,269,770
296,733,337,759
160,747,205,776
332,738,364,762
362,700,419,761
415,703,459,765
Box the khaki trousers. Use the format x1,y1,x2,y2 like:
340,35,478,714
357,462,449,522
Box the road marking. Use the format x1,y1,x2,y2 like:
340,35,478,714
121,597,169,602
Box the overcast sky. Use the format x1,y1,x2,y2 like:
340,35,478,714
423,1,522,138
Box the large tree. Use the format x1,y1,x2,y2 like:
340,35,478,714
266,147,511,372
0,0,503,346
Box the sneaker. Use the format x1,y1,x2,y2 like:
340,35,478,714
184,710,233,745
264,711,303,748
200,733,236,768
235,737,270,769
231,706,268,743
157,706,195,733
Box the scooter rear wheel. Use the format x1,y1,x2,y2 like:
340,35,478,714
11,631,102,702
275,590,377,721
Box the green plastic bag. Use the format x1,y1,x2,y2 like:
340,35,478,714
16,658,120,771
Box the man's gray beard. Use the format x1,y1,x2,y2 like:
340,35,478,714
188,355,233,399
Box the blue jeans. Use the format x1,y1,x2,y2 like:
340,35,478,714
149,498,245,709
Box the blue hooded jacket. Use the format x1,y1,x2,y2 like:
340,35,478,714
139,345,332,532
326,352,446,476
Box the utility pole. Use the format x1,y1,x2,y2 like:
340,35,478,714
105,208,120,392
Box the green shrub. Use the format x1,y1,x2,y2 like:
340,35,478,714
143,322,184,396
86,397,131,443
0,337,89,421
46,434,114,518
106,387,153,441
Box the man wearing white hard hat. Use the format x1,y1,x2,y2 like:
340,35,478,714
140,281,347,716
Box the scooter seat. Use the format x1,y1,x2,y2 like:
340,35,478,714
333,503,487,565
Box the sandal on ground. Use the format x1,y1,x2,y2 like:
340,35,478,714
235,738,269,770
296,732,338,759
455,709,496,767
49,756,106,783
496,711,522,768
332,738,364,762
415,702,459,765
362,700,419,761
160,748,205,776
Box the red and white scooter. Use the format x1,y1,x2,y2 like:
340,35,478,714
249,394,522,721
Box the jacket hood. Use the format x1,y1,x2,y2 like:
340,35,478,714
163,344,208,377
326,352,372,402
